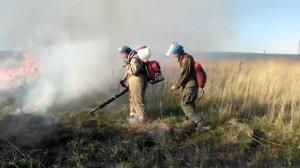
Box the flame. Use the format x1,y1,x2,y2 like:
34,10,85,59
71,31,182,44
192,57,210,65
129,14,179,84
0,52,38,81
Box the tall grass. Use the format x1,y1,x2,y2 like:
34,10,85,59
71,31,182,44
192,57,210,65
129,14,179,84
147,59,300,132
1,58,300,167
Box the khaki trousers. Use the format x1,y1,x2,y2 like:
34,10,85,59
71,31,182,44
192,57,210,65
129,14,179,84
128,75,147,121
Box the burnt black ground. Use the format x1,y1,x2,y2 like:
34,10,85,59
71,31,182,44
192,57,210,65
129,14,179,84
0,112,296,168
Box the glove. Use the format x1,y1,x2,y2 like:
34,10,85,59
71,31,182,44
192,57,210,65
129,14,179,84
120,78,127,88
122,60,129,68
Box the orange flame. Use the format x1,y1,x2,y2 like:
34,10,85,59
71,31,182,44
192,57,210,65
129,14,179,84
0,52,38,81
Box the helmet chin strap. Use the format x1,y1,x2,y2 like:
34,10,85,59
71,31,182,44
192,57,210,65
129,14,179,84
176,54,184,62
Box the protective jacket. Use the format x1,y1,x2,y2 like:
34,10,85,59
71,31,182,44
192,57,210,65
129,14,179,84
175,54,197,89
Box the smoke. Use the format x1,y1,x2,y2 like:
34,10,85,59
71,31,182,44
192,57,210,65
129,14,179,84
0,0,236,112
22,38,114,112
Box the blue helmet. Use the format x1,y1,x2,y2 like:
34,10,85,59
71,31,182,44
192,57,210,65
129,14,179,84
118,45,132,54
166,42,184,56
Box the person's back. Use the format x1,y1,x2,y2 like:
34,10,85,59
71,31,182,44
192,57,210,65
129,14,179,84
126,50,147,78
176,54,197,89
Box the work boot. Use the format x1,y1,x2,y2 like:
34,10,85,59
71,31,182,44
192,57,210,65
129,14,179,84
128,115,138,125
194,120,210,132
128,115,143,125
182,119,197,133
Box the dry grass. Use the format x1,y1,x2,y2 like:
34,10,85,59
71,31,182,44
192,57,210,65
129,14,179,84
203,60,300,130
1,58,300,167
159,59,300,128
147,59,300,154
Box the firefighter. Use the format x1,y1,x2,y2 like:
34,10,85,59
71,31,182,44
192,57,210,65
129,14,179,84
119,45,148,125
167,42,202,128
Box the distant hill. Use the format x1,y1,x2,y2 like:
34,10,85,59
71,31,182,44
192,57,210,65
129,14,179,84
0,50,23,58
193,52,300,60
2,50,299,61
155,51,300,62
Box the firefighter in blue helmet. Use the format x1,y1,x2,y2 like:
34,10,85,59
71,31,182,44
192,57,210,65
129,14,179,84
119,45,148,125
167,42,203,128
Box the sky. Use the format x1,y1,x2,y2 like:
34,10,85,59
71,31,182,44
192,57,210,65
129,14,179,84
0,0,299,54
233,0,300,54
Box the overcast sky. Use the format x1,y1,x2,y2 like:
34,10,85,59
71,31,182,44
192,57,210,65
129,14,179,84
1,0,299,54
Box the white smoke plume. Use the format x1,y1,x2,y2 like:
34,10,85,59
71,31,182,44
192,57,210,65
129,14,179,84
22,38,115,112
0,0,235,113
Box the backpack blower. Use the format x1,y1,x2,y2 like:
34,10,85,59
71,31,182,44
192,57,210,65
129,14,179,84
89,82,128,113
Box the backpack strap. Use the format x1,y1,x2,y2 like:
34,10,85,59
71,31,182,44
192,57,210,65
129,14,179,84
130,57,149,80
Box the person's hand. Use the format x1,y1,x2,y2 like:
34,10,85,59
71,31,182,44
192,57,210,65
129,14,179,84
122,60,129,67
120,78,127,88
169,85,176,92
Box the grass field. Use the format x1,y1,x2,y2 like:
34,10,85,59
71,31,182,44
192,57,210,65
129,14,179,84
0,58,300,167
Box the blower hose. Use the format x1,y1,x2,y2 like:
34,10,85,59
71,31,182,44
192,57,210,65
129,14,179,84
197,88,205,99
